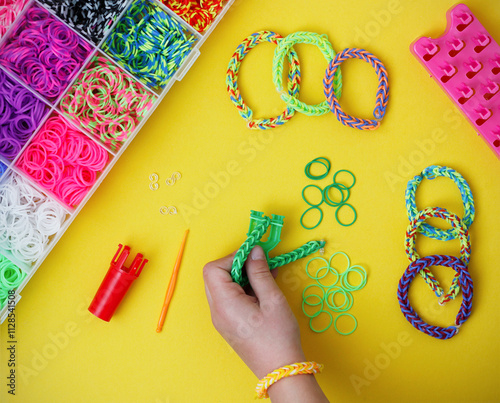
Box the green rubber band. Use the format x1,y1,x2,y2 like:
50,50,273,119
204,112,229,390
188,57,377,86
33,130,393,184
302,184,324,207
302,298,324,318
309,309,333,333
333,183,351,203
333,169,356,189
305,158,331,180
303,292,324,307
326,286,353,312
300,206,323,230
335,203,357,226
302,284,326,304
334,313,358,335
305,257,329,280
323,183,346,207
341,265,367,291
328,251,351,272
315,266,339,288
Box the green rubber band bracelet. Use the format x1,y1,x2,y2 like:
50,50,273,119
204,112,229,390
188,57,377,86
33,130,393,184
309,309,333,333
273,32,342,116
328,251,351,272
305,257,329,280
335,203,357,226
334,313,358,335
302,184,324,207
305,158,331,180
315,266,339,288
341,265,367,291
333,169,356,189
326,286,353,312
323,183,347,206
300,206,323,230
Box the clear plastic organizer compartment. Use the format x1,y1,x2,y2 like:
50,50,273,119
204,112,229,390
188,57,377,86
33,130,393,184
0,0,233,323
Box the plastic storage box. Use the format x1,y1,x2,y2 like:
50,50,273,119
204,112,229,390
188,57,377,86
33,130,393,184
0,0,234,323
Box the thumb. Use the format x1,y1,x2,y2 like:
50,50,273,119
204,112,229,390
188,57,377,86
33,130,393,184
246,246,282,302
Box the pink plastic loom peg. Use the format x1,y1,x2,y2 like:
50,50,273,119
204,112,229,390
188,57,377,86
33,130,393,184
411,4,500,158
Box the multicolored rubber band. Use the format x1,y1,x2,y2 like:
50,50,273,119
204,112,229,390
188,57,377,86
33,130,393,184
405,207,470,303
273,31,342,116
397,255,473,340
405,165,475,241
226,30,301,129
324,48,389,130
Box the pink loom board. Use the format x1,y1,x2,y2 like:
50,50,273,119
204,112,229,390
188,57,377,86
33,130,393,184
411,3,500,159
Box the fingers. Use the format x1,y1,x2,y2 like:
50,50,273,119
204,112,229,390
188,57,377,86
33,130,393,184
246,246,282,303
203,251,243,305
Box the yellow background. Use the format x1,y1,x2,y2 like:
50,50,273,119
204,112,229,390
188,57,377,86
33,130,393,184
2,0,500,401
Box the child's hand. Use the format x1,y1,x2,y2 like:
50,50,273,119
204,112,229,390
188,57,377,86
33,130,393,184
203,246,305,379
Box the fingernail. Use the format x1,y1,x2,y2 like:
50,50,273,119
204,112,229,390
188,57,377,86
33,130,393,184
250,246,266,261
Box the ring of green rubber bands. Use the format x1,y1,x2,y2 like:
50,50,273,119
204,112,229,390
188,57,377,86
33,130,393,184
301,158,357,229
273,31,342,116
226,30,301,129
302,252,366,334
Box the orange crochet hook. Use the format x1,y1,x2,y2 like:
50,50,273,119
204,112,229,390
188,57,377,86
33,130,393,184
156,229,189,333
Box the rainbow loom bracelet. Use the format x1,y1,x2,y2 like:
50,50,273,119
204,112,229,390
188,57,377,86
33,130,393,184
405,207,471,303
272,31,342,116
226,30,301,129
398,255,473,340
324,48,389,130
405,165,475,241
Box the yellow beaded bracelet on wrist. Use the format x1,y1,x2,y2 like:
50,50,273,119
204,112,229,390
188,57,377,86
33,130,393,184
255,361,324,399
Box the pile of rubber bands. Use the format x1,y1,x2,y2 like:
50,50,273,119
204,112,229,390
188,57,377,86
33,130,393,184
226,30,389,130
17,115,109,208
0,173,67,266
103,0,197,90
301,157,357,229
0,69,48,161
40,0,129,45
60,55,156,151
303,252,367,335
0,161,6,178
0,254,25,308
0,0,29,39
398,165,475,340
163,0,224,34
0,5,92,101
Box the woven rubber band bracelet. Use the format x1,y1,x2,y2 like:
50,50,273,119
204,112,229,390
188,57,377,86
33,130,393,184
324,48,389,130
255,361,324,399
273,31,342,116
226,30,301,129
405,165,475,241
231,215,324,287
397,255,473,340
405,207,470,303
